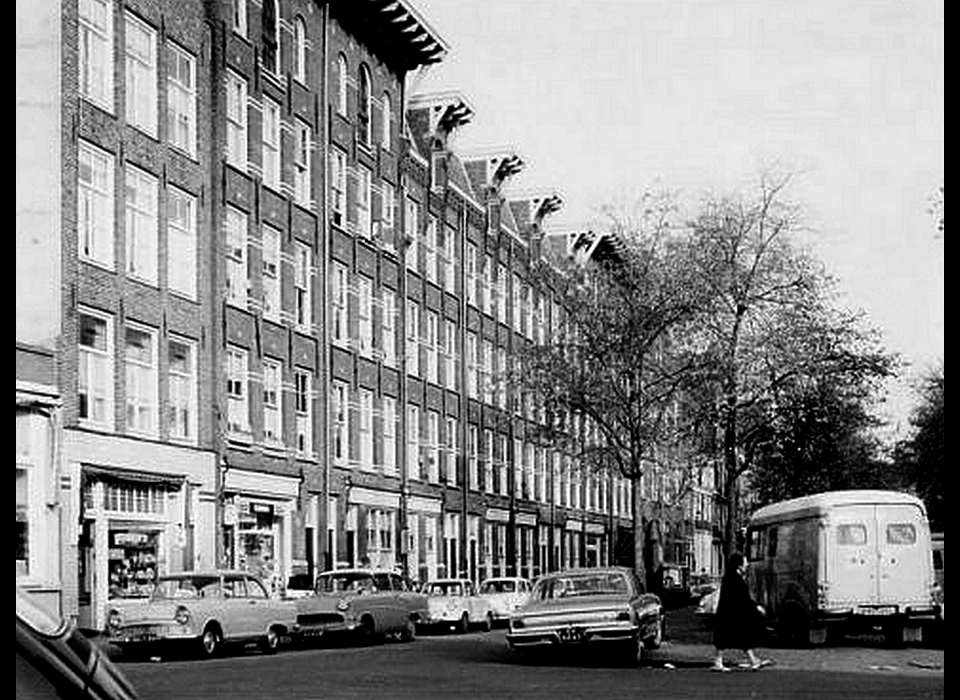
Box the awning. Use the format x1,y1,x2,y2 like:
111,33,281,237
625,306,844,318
82,464,186,488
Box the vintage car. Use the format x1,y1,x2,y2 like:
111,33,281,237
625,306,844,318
478,577,533,624
506,567,664,665
18,586,141,700
293,569,426,644
420,579,495,633
689,573,722,603
104,570,297,658
283,573,315,600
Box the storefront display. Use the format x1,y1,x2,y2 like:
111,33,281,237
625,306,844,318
107,530,159,599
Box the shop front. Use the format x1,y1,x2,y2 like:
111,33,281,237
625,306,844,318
585,522,607,568
484,508,509,580
516,512,537,579
407,495,441,583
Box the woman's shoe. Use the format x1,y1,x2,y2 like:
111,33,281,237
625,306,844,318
749,658,773,670
711,663,731,672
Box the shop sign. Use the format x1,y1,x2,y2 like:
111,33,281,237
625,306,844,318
112,531,151,546
250,502,275,516
585,522,605,535
224,502,237,526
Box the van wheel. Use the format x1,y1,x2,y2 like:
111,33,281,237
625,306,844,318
780,605,810,648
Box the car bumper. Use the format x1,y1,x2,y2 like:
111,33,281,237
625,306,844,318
507,622,639,648
109,624,197,646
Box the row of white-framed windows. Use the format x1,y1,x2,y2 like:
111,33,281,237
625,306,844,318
261,225,281,321
443,320,457,390
125,11,157,137
359,389,374,470
406,405,419,481
330,149,347,227
294,242,312,331
262,97,281,191
426,411,440,483
294,121,312,207
226,206,248,307
405,198,419,270
366,508,395,557
443,227,456,292
426,312,439,385
294,369,313,456
382,396,397,475
483,429,494,495
406,301,420,376
466,332,478,399
167,43,197,157
262,358,283,446
357,165,372,238
167,337,197,442
425,219,438,284
226,71,248,169
331,263,348,345
168,187,197,299
497,265,507,323
465,243,477,306
467,425,479,491
226,346,250,436
124,325,157,437
444,417,458,486
332,382,349,464
78,140,115,268
79,0,113,110
124,165,158,285
381,289,397,366
358,276,374,357
78,310,113,427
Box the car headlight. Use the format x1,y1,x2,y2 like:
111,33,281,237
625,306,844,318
174,605,191,625
107,609,122,630
336,598,351,612
511,618,525,629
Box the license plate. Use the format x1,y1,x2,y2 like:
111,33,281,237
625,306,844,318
858,606,896,616
557,626,585,643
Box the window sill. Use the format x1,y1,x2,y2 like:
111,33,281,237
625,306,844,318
168,142,199,163
79,94,115,117
169,288,198,304
79,256,116,274
227,433,253,449
78,420,115,434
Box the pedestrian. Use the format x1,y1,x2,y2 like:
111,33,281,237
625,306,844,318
712,551,771,672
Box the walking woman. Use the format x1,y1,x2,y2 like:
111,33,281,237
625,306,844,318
712,552,772,671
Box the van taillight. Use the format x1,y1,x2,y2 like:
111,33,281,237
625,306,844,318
818,583,829,607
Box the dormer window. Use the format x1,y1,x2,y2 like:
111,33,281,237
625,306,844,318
337,54,348,116
358,64,371,146
262,0,279,75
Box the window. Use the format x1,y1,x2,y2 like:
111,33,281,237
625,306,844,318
404,198,419,270
357,166,372,238
483,429,494,494
225,71,248,169
125,324,158,436
426,311,438,384
495,348,507,409
168,337,196,442
536,448,547,504
262,97,281,191
443,320,456,390
358,276,373,356
294,369,313,455
886,523,917,545
467,425,478,491
330,149,347,227
512,275,522,332
262,0,279,75
125,12,157,136
466,243,477,306
407,405,420,480
262,358,283,446
381,92,392,149
425,219,437,284
331,263,348,345
232,0,247,36
380,186,395,250
358,65,371,146
480,339,493,404
79,0,113,110
426,411,440,483
466,332,478,399
498,436,509,496
78,310,113,427
497,266,507,323
332,383,349,464
78,140,115,268
261,225,281,322
226,347,250,436
294,120,312,206
484,255,495,316
167,187,197,298
336,54,348,116
406,301,419,376
445,417,458,485
16,424,37,578
125,165,158,284
167,43,196,157
381,289,396,366
225,206,248,306
382,396,397,475
359,389,374,470
443,227,456,292
293,17,307,84
293,242,312,330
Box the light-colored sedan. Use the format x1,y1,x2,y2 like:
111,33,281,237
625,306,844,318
479,577,533,624
105,570,297,658
507,567,664,665
293,569,427,644
421,579,495,633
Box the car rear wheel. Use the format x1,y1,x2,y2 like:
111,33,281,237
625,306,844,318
400,617,416,642
199,624,222,658
458,612,470,634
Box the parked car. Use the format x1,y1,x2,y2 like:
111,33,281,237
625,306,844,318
506,567,664,665
695,589,720,629
283,574,315,600
659,564,691,609
479,577,533,625
104,570,297,658
294,569,426,644
689,573,721,603
420,579,495,633
17,586,141,700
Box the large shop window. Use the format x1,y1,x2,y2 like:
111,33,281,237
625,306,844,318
108,530,159,599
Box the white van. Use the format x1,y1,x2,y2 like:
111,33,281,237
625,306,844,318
745,490,940,645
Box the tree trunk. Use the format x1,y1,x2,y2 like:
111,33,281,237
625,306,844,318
632,477,647,586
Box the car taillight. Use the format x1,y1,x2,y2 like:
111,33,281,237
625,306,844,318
174,605,190,625
107,609,122,630
616,611,632,622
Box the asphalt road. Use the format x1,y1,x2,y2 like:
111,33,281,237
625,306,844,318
117,607,944,700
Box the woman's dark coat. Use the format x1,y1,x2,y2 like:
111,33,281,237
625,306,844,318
713,567,764,650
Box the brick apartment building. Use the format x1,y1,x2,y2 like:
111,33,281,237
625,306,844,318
16,0,718,629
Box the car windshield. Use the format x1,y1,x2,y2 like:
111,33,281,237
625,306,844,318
152,575,223,599
534,572,630,599
480,580,516,594
428,582,464,596
315,573,377,594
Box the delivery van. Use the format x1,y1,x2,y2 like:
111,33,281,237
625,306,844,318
745,490,940,646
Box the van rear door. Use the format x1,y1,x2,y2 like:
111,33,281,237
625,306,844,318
828,505,879,606
875,505,928,606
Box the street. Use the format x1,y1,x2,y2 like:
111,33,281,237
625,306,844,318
115,608,944,700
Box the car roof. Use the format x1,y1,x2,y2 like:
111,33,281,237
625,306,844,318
428,578,471,584
317,568,399,576
481,576,528,582
159,570,260,579
535,567,633,581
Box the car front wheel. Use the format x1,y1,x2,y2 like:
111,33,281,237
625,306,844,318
260,627,280,654
199,624,222,658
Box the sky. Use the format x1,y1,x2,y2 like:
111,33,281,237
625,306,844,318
411,0,944,442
